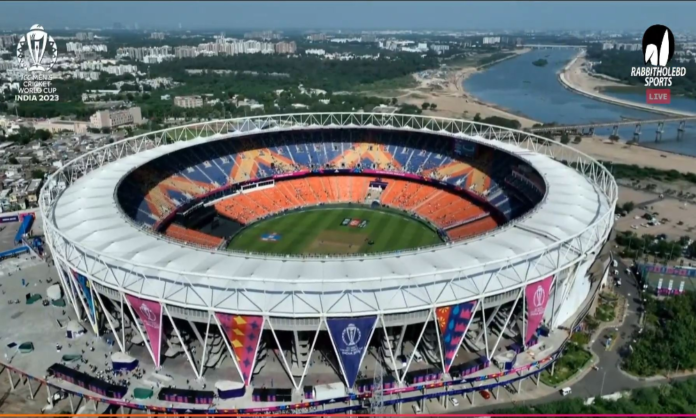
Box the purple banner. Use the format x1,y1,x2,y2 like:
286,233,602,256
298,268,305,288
326,316,377,389
0,215,19,223
125,295,163,368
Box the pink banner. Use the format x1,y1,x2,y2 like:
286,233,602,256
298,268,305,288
524,276,553,345
125,295,162,368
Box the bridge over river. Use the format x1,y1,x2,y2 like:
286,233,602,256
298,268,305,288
529,117,696,142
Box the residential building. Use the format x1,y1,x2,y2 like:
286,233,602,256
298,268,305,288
89,107,143,130
174,96,204,108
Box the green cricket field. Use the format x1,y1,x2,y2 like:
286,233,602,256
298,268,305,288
226,205,442,255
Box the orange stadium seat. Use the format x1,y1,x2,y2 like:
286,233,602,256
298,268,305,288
447,216,499,241
164,224,224,248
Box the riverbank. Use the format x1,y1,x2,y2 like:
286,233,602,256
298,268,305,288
559,52,696,118
570,136,696,175
368,49,540,128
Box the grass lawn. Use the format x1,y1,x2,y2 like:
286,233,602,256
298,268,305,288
226,205,442,256
540,343,592,387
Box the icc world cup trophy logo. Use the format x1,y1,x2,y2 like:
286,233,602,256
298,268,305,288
340,323,362,355
16,24,58,72
139,303,157,325
531,284,546,316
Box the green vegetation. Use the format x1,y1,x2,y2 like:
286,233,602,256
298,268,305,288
356,75,418,92
532,58,549,67
600,161,696,185
595,293,618,322
623,292,696,377
0,126,52,145
476,52,516,68
560,132,571,144
618,201,635,213
473,113,522,130
539,343,592,386
2,52,439,120
614,230,689,260
495,378,696,414
587,46,696,98
226,205,442,255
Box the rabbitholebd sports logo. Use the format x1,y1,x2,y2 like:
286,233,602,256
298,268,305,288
632,25,686,104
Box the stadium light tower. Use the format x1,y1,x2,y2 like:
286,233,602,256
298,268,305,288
371,360,384,414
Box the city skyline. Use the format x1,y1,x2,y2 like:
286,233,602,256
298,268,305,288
2,1,696,32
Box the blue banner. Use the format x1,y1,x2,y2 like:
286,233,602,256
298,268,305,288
73,271,96,322
326,316,377,389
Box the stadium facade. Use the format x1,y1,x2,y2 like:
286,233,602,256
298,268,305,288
40,113,616,402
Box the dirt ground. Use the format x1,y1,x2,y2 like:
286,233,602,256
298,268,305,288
615,185,696,240
571,137,696,176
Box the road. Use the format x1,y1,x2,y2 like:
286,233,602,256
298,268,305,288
455,259,685,414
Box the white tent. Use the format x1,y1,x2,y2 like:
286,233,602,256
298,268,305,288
46,284,62,301
66,320,85,339
111,352,136,363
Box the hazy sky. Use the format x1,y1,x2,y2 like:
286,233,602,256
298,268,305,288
2,1,695,32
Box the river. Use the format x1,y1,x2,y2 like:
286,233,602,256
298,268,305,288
462,49,696,156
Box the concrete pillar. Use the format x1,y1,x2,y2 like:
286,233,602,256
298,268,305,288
395,325,407,357
27,378,33,399
633,124,641,142
551,361,555,376
7,369,15,391
292,330,301,366
655,122,664,142
518,378,523,394
69,394,75,414
476,305,500,344
46,385,53,408
471,382,475,406
496,385,500,400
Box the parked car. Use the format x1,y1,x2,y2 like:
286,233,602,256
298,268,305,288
480,390,491,400
450,397,459,407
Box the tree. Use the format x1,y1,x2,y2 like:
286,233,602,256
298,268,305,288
101,127,112,134
390,97,398,105
8,156,18,164
421,102,431,110
687,242,696,259
574,135,582,143
31,169,44,179
429,103,437,110
473,113,482,122
622,201,635,213
35,129,52,141
560,132,571,144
